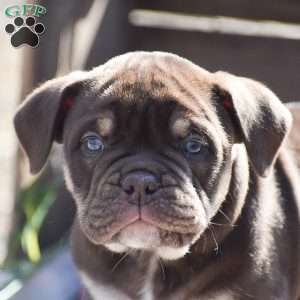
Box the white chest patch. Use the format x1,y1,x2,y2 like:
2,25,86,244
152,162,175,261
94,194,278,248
80,271,154,300
80,272,235,300
203,290,237,300
80,272,131,300
140,278,153,300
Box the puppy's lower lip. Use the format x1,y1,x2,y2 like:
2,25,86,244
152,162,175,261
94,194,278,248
119,220,160,249
122,220,158,235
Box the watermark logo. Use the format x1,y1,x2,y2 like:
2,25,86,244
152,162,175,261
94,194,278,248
4,4,47,48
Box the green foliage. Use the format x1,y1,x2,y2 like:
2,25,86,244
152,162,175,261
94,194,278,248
8,177,60,265
20,181,58,262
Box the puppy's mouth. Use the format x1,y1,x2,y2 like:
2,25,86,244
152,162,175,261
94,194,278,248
108,204,203,242
105,219,195,260
81,190,207,260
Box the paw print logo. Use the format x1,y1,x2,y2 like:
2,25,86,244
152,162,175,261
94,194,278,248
5,16,45,48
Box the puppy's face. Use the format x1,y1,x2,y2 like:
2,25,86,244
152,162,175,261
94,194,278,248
63,90,231,259
14,52,292,260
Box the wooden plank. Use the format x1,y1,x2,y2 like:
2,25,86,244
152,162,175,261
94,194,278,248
129,10,300,40
136,0,300,23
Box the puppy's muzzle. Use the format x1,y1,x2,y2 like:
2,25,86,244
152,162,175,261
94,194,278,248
121,171,159,205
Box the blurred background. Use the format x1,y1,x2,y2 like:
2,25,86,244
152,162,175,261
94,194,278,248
1,0,300,299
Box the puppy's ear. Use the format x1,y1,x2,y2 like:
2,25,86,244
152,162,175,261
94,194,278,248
14,71,87,174
214,71,292,177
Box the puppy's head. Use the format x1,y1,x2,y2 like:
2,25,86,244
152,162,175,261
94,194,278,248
14,52,292,260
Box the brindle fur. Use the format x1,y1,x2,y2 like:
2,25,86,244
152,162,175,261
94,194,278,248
14,52,300,299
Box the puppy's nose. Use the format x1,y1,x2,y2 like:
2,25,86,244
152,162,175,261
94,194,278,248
121,171,159,197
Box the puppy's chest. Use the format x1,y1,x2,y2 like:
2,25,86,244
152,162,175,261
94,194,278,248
80,271,153,300
81,271,236,300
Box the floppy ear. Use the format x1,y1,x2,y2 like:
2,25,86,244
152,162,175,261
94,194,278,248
14,71,87,174
214,71,292,177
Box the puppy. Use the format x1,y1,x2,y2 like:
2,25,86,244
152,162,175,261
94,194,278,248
14,52,300,300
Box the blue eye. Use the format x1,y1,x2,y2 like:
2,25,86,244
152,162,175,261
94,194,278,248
184,139,207,155
185,140,202,153
81,134,104,155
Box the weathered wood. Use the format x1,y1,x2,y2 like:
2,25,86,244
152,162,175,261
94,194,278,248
137,0,300,23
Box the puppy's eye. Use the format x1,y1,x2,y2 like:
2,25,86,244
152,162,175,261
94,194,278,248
183,138,208,156
81,134,104,155
185,140,202,154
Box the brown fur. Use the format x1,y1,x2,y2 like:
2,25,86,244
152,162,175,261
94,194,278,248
14,52,300,299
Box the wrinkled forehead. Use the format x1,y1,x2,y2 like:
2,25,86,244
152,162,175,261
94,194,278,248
74,87,217,139
67,53,219,138
89,51,214,111
70,93,209,139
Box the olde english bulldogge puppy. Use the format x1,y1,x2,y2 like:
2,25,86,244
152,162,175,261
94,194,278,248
14,52,300,300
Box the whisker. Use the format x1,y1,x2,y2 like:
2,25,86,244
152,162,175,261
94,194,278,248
218,208,232,224
209,221,237,227
111,250,131,273
208,225,219,253
158,258,166,280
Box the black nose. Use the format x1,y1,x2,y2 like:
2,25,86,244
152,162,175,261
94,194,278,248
121,171,159,197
